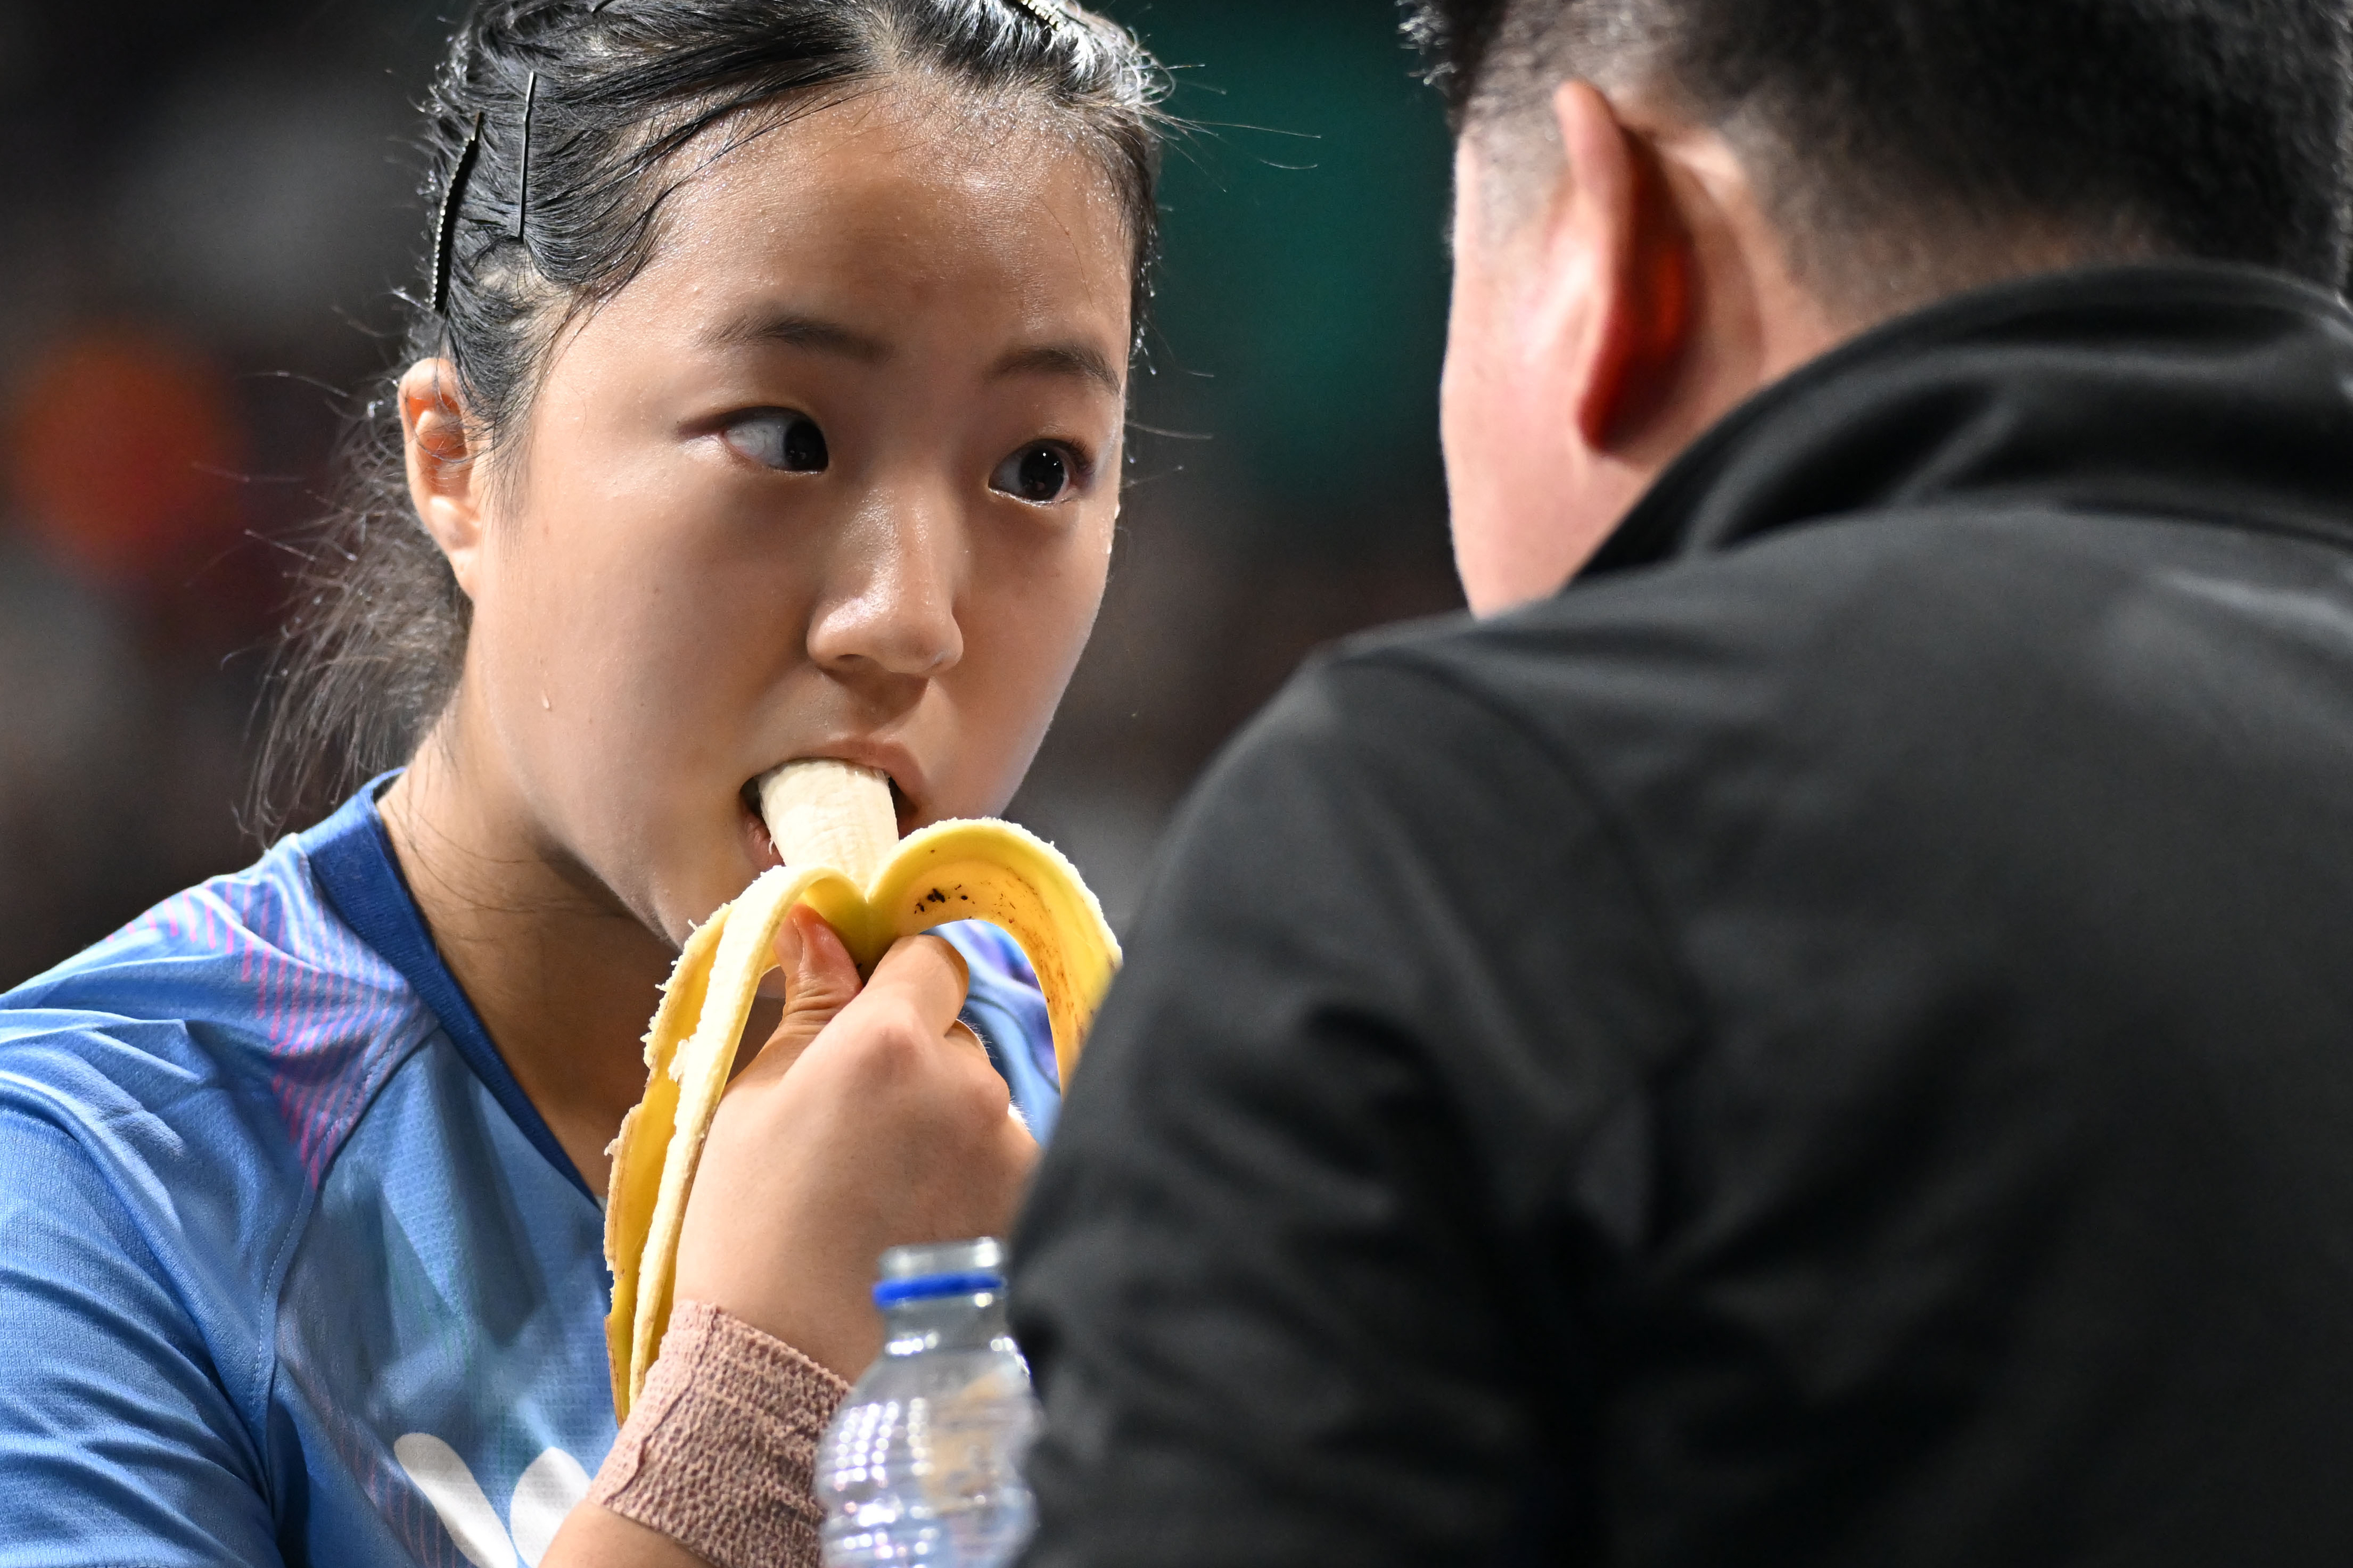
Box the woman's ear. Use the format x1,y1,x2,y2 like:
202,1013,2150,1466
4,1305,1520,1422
1550,81,1695,450
399,358,488,598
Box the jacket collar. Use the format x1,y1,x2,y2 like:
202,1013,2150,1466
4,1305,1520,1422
1583,261,2353,580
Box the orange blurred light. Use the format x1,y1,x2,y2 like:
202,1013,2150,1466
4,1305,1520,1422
6,329,245,593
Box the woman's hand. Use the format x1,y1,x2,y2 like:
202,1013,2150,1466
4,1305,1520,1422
670,905,1039,1380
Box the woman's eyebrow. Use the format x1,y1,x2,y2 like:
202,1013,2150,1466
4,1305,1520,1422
701,311,1119,395
990,342,1123,396
704,309,891,362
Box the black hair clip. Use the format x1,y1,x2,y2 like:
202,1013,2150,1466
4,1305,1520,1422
515,71,539,242
432,112,486,314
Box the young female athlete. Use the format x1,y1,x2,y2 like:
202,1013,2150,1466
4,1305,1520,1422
0,2,1161,1564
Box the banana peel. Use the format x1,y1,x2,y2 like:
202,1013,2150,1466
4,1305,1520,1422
603,760,1120,1419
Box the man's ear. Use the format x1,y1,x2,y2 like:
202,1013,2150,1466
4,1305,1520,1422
1551,81,1694,449
399,359,488,599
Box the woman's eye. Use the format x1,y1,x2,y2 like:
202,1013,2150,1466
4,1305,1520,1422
990,442,1084,505
724,411,829,473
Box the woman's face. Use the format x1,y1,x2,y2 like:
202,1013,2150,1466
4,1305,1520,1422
427,88,1132,945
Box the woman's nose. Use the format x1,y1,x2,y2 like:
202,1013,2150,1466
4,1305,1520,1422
806,492,965,682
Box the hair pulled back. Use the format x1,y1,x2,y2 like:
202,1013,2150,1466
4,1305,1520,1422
252,0,1164,839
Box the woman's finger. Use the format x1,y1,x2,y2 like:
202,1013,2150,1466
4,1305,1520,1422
861,933,971,1039
751,905,861,1075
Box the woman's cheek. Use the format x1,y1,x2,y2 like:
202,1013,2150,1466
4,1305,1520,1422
966,512,1114,803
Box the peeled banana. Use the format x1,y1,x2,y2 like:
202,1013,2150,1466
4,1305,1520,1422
602,759,1120,1419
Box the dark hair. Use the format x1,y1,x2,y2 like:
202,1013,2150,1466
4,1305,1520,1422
252,0,1164,839
1405,0,2353,309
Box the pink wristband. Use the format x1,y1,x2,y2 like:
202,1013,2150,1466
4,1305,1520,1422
588,1300,853,1568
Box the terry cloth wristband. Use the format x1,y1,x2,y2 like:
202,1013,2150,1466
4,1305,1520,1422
588,1300,853,1568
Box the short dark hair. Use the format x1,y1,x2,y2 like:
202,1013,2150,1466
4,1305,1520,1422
252,0,1165,839
1404,0,2353,309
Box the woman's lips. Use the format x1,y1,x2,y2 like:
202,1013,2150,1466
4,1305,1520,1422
739,783,784,871
885,774,915,836
735,764,918,872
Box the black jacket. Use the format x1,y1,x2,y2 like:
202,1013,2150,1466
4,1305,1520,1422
1011,263,2353,1567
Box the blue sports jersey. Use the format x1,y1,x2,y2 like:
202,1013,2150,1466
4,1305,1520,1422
0,779,1059,1566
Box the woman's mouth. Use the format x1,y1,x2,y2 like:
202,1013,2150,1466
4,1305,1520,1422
741,782,783,870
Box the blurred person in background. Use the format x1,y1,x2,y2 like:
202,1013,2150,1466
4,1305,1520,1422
0,1,1168,1564
1011,1,2353,1564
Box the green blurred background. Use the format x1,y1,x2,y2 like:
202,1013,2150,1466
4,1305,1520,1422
1122,1,1453,526
0,0,1465,977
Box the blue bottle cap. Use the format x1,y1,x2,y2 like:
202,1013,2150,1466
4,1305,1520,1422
871,1237,1008,1306
872,1269,1008,1307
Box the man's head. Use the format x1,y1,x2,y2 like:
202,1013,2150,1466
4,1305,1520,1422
1416,0,2353,612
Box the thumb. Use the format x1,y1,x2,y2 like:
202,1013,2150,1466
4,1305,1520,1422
758,904,861,1070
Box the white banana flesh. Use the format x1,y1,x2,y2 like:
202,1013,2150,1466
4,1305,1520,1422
757,759,897,889
602,760,1120,1419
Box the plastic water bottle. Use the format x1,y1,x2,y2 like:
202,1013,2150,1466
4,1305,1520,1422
816,1237,1041,1567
